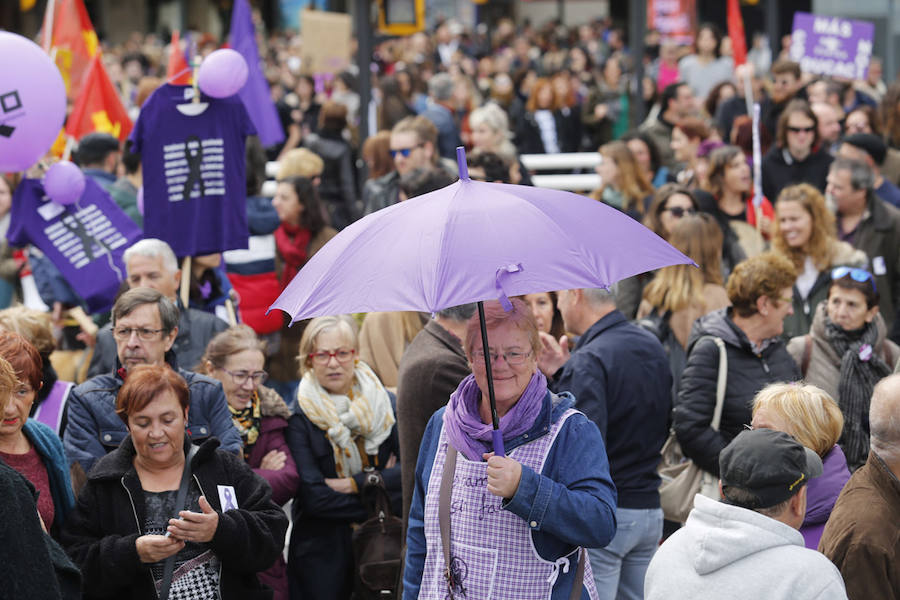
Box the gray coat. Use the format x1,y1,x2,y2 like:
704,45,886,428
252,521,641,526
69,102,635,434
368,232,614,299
395,319,469,526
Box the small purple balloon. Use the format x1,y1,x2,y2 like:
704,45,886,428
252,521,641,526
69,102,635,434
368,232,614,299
197,49,249,98
43,161,85,206
137,186,144,216
0,32,67,172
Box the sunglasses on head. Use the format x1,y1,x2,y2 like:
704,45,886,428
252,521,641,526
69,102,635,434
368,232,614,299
389,144,424,158
831,266,877,292
662,206,697,218
787,126,815,134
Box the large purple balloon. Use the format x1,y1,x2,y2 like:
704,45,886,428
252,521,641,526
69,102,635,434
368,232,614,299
197,49,249,98
44,161,85,206
0,32,67,172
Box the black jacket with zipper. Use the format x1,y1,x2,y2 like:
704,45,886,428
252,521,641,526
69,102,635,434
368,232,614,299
674,308,801,475
61,435,288,600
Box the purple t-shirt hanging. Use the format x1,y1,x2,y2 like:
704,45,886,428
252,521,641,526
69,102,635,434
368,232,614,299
7,178,142,313
129,84,254,256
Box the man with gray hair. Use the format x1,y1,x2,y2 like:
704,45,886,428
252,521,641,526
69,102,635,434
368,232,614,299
87,238,228,377
820,374,900,599
64,288,241,472
826,156,900,338
396,303,475,526
420,72,463,160
538,287,672,599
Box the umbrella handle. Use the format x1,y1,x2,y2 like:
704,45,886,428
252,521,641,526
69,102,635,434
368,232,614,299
491,429,505,457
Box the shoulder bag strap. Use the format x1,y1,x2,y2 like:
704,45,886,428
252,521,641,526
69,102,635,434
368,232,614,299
801,334,813,377
439,446,458,597
567,548,586,600
159,444,199,600
709,337,728,432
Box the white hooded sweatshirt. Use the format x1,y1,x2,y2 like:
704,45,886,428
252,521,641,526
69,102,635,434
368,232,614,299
644,494,847,600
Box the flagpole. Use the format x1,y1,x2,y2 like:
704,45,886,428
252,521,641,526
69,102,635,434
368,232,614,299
42,0,56,53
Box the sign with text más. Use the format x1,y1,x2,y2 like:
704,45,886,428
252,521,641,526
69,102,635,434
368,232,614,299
789,12,874,80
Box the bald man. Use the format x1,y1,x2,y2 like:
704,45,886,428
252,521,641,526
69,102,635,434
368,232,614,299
820,374,900,599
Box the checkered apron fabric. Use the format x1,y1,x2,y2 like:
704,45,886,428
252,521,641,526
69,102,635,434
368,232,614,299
419,409,598,600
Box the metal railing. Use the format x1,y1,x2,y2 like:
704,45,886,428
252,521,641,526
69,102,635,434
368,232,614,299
261,152,601,195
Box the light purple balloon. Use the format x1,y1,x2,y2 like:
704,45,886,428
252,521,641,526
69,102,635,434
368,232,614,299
43,161,85,206
137,186,144,216
0,32,67,172
197,49,249,98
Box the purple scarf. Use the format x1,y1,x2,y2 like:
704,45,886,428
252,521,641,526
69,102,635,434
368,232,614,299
442,371,547,461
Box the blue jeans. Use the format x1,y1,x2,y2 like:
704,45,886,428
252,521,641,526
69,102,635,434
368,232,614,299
588,507,663,600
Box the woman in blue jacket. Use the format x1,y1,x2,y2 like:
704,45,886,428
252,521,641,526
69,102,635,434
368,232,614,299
403,299,617,600
0,332,74,539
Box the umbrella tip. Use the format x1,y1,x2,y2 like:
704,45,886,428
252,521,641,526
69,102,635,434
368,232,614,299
456,146,469,181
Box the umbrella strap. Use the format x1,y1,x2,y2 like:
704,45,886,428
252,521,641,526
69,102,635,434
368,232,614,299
495,263,523,311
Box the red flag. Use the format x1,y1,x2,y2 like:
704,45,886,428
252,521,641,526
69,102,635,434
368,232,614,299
66,53,133,143
727,0,747,66
167,30,192,85
42,0,100,100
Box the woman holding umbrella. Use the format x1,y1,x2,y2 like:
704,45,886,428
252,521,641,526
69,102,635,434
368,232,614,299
403,298,617,600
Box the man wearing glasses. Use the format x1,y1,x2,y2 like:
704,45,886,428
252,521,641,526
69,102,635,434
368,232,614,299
537,287,672,600
362,116,448,215
64,288,241,472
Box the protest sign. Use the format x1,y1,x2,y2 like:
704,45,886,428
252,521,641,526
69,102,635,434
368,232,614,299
789,12,874,80
301,10,352,74
7,178,141,313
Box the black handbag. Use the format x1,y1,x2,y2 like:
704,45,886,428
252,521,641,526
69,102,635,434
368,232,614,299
352,468,403,600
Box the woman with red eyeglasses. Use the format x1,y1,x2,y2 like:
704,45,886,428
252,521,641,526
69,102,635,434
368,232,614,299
285,315,400,600
786,267,899,471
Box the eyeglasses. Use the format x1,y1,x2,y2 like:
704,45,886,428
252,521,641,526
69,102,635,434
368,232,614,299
831,266,877,292
389,144,423,158
221,368,268,386
112,327,167,341
662,206,697,218
787,126,815,134
472,349,534,366
309,348,356,365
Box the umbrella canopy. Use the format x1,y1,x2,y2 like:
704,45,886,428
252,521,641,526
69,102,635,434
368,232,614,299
270,149,693,455
271,166,692,324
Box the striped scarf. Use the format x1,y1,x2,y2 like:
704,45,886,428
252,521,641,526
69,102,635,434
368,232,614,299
296,361,395,477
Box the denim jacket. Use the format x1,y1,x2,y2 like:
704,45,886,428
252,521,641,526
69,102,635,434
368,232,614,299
403,391,618,599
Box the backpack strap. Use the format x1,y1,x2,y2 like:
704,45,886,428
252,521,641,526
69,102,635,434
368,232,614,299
801,334,812,378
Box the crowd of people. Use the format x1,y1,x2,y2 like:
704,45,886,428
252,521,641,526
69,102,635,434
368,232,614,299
2,10,900,600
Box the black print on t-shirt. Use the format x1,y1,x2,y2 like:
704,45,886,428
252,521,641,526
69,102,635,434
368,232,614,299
44,204,129,269
163,136,226,202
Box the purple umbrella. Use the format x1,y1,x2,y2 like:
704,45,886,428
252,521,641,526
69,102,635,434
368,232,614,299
271,148,692,454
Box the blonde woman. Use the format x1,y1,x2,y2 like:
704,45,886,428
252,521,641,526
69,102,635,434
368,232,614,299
638,213,730,349
285,315,400,600
751,383,850,549
772,183,867,338
594,140,655,219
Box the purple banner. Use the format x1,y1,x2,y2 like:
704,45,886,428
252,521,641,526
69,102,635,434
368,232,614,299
789,12,874,80
7,178,142,313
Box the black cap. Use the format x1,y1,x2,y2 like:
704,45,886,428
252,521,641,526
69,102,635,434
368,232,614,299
74,133,120,167
720,429,823,508
843,133,887,166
